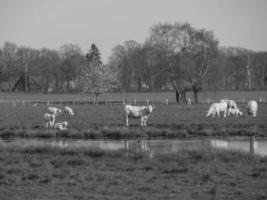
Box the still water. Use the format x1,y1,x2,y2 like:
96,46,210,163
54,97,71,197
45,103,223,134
1,137,267,156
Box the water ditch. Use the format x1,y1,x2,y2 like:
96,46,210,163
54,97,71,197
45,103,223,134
1,137,267,156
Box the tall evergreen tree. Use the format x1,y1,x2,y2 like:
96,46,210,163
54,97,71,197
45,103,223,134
86,44,102,65
79,44,108,103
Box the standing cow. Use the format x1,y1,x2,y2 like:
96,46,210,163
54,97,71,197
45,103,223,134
64,106,74,116
44,113,56,128
206,101,228,118
247,100,258,117
220,99,238,116
48,107,62,115
124,104,154,127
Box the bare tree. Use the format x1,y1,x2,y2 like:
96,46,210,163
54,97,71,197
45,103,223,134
59,44,84,91
1,42,18,93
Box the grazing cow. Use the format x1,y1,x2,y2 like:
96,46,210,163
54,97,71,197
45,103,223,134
227,107,243,117
247,100,258,117
44,113,56,128
64,106,74,116
220,99,238,116
125,104,154,127
206,101,228,118
54,121,68,130
48,107,62,115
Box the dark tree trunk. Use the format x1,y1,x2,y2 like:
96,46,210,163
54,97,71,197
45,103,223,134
175,90,180,102
192,83,202,104
55,78,59,93
67,80,70,90
174,88,187,103
94,92,100,104
25,65,28,93
138,78,142,92
193,89,198,104
171,80,187,103
8,78,11,94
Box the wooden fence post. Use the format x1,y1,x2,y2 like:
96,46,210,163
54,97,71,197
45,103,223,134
187,98,191,105
250,135,255,154
146,98,149,105
166,99,168,105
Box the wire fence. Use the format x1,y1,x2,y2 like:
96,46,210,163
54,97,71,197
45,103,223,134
0,96,266,109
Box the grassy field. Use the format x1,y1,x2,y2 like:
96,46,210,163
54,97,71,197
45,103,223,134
1,91,267,103
0,146,266,200
1,92,267,200
0,101,267,139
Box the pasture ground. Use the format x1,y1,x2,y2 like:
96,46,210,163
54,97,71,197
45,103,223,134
0,146,267,200
0,102,266,139
1,92,267,199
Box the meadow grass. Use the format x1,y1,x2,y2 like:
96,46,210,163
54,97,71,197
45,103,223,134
0,102,267,139
0,145,266,200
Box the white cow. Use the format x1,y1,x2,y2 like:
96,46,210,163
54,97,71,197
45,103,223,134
125,104,154,127
227,107,243,117
54,121,68,130
64,106,74,116
48,107,62,115
220,99,238,116
44,113,56,128
247,100,258,117
206,101,228,118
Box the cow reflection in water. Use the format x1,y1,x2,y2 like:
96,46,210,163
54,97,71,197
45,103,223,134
137,140,153,157
141,140,149,151
51,140,68,148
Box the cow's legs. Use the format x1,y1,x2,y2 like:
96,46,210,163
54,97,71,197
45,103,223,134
145,116,149,127
143,118,146,127
49,120,53,128
216,109,220,118
227,108,231,116
125,115,129,126
143,116,148,127
223,110,227,118
141,117,144,127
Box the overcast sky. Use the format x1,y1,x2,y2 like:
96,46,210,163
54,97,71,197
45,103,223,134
0,0,267,63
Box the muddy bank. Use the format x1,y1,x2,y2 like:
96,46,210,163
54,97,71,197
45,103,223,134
0,124,266,139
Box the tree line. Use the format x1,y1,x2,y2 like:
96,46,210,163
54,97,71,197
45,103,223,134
1,22,267,103
109,23,267,103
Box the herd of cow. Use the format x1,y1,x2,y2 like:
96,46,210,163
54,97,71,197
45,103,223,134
43,106,74,130
206,99,258,118
124,99,258,127
43,99,258,129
